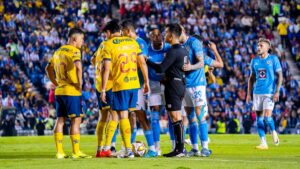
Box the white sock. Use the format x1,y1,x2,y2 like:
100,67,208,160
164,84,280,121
192,144,199,151
111,142,116,147
149,145,156,152
202,141,208,149
171,140,176,150
260,137,267,145
155,142,160,150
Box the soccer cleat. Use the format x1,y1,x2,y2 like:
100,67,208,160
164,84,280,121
156,149,162,156
256,144,268,150
187,149,201,157
200,148,212,157
184,139,192,146
100,150,112,157
118,150,134,158
110,146,117,153
272,131,280,146
95,150,101,158
112,148,125,158
163,149,185,158
56,153,69,159
144,150,158,158
72,151,92,159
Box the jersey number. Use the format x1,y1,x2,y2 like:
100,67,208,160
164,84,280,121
118,52,137,73
55,62,68,81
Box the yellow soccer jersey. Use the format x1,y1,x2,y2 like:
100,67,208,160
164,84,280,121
102,36,141,92
94,41,113,92
49,45,82,96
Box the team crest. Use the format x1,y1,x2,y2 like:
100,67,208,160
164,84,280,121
267,60,271,65
258,69,266,79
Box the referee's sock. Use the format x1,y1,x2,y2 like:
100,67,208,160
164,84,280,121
168,115,175,149
173,120,184,152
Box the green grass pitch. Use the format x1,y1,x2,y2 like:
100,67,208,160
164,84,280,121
0,134,299,169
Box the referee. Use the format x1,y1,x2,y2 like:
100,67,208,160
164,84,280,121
146,23,188,157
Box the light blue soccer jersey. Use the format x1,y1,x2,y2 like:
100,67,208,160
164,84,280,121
250,54,282,94
148,43,171,81
184,36,205,87
136,37,149,85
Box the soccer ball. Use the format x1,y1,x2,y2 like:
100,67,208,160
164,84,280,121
132,141,147,157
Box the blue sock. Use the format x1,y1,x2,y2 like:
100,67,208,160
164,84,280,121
151,111,160,142
189,121,198,145
168,115,175,141
257,117,266,138
131,127,137,144
144,130,155,148
111,128,118,144
199,121,208,142
265,116,275,132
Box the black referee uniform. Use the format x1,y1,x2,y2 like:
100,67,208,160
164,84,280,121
147,43,188,157
147,44,187,111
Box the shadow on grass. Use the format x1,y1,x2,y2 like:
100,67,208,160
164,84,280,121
0,153,53,159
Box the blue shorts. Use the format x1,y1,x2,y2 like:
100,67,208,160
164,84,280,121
96,89,113,110
55,96,83,118
112,89,138,111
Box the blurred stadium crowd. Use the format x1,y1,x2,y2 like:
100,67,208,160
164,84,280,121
0,0,300,136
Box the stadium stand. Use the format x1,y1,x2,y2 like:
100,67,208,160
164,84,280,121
0,0,299,136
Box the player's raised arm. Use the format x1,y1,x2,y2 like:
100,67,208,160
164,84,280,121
45,58,58,87
181,29,204,71
208,42,224,68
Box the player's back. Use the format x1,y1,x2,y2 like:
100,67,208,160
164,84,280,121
102,36,141,92
51,45,81,96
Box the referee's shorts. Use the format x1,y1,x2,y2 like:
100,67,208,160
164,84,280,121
164,78,185,111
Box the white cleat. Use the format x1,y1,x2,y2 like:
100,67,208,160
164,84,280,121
184,139,191,146
255,144,269,150
272,131,280,146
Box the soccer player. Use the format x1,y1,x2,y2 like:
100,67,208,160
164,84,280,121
101,20,150,158
186,34,223,156
120,20,157,157
147,27,171,155
246,38,282,150
91,35,118,157
45,28,91,159
180,28,223,157
147,23,188,157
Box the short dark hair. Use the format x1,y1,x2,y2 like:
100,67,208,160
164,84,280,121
120,19,135,31
166,23,182,38
68,28,84,38
103,19,121,33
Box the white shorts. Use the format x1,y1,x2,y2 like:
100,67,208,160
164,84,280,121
253,94,275,111
183,86,206,107
150,80,161,94
136,89,146,111
149,93,164,106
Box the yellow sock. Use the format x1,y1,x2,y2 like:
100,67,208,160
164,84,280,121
96,121,107,147
70,134,80,154
54,132,64,154
104,120,118,147
120,119,131,149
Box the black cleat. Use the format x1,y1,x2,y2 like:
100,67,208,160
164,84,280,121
163,149,185,158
